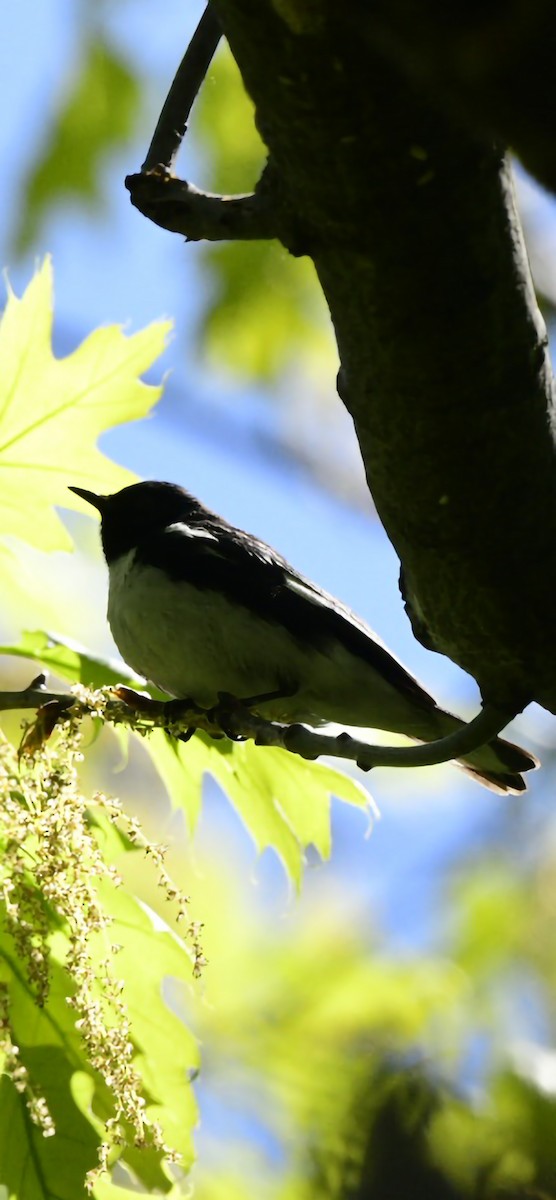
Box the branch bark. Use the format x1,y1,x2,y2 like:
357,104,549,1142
127,4,283,242
142,2,222,172
125,171,279,241
351,0,556,196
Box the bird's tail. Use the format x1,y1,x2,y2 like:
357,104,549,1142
430,708,538,794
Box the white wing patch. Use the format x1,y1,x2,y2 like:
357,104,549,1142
166,522,218,542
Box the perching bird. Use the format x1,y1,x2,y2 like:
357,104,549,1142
69,480,537,794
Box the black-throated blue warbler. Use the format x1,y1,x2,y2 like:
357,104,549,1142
69,480,536,794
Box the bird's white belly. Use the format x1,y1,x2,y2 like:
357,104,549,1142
106,553,435,736
107,553,296,708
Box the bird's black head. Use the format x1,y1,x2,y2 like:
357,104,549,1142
69,481,202,563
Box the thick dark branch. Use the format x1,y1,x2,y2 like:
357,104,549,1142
142,3,222,172
125,171,278,241
205,0,556,718
0,682,518,776
353,0,556,196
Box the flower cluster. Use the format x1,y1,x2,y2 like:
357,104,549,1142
0,709,203,1188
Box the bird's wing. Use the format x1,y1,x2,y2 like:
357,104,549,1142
137,519,438,715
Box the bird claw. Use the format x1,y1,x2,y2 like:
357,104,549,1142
210,692,248,740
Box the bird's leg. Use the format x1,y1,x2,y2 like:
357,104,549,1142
210,693,249,741
163,696,199,722
210,683,298,742
238,683,298,709
114,684,299,745
163,696,218,742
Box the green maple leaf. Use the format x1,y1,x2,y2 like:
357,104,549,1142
0,257,171,553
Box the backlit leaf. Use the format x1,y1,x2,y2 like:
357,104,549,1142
0,259,170,555
15,38,140,253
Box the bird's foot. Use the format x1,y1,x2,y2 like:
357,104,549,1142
238,683,297,709
209,684,298,741
209,692,249,741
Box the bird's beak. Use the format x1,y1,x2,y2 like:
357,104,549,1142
69,486,108,515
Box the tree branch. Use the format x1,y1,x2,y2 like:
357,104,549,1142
0,688,74,712
128,3,282,243
125,171,278,241
0,680,520,777
195,0,556,720
0,674,74,712
351,0,556,197
142,2,222,173
201,694,519,772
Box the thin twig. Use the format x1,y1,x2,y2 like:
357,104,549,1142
130,4,283,243
0,681,519,777
142,3,222,173
0,687,74,711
